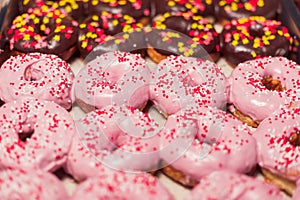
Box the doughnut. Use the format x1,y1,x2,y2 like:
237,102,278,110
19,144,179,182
6,6,78,60
214,0,281,24
153,0,214,17
221,16,293,66
71,172,174,200
75,105,161,172
78,12,144,58
87,0,151,25
0,53,74,110
73,51,150,113
228,56,300,127
186,170,284,200
0,169,68,200
147,12,220,63
64,135,114,182
0,98,75,172
160,104,257,187
150,55,226,116
254,105,300,195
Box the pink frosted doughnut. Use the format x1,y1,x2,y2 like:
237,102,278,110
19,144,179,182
254,105,300,193
150,55,226,115
73,51,150,112
64,135,114,182
186,170,284,200
0,169,68,200
75,105,161,172
71,172,173,200
0,98,75,172
160,104,257,186
228,56,300,126
0,53,74,110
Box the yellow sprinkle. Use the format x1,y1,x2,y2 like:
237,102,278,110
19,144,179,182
33,18,40,24
168,1,175,6
40,24,46,31
52,3,59,9
53,35,60,41
28,26,34,32
66,6,72,13
80,35,86,41
185,3,192,9
19,28,26,33
277,30,283,36
206,24,213,29
119,0,126,5
91,33,97,39
233,33,240,40
112,19,119,26
244,3,252,11
30,14,35,19
92,15,99,21
191,8,197,13
192,37,199,42
43,17,49,24
242,38,249,44
123,34,129,39
82,41,88,48
231,2,238,11
115,39,121,44
251,51,257,57
34,35,41,41
265,30,271,36
258,0,264,7
23,0,29,5
92,0,98,6
232,40,238,46
86,32,93,38
197,24,204,30
178,42,184,47
56,18,62,24
191,43,197,48
191,23,198,29
47,12,53,18
23,34,30,41
219,1,226,6
284,33,290,38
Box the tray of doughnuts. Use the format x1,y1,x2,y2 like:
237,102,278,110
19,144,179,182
0,0,300,199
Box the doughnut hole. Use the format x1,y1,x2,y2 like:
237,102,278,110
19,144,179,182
18,128,34,142
289,131,300,146
24,62,45,81
261,76,285,91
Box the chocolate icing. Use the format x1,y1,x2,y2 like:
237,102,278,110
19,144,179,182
78,13,144,58
18,0,86,21
88,0,151,22
215,0,281,21
6,7,78,60
153,0,214,17
147,12,220,57
221,16,292,66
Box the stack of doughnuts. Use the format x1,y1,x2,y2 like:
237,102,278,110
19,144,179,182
1,0,300,199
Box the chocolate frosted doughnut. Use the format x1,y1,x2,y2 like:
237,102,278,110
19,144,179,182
87,0,151,25
221,16,292,66
215,0,281,23
153,0,214,17
147,12,220,63
6,6,78,60
78,12,144,58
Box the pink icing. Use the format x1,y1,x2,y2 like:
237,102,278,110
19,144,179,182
64,135,114,181
71,172,173,200
186,170,284,200
0,53,74,109
228,56,300,121
0,98,75,172
75,105,161,172
73,51,150,111
0,169,68,200
160,104,257,181
254,105,300,181
150,55,226,115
